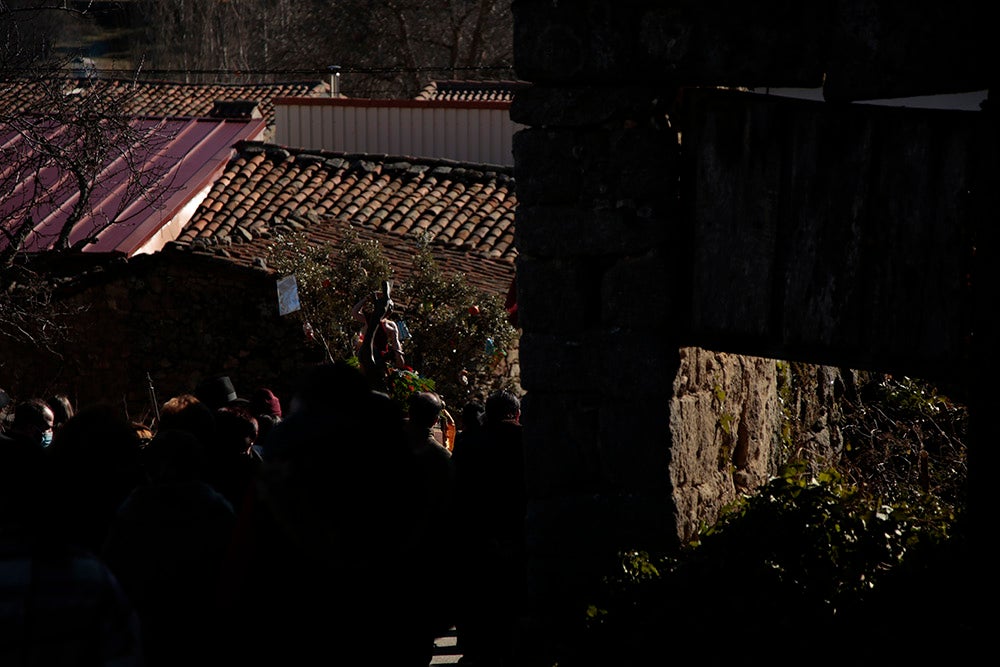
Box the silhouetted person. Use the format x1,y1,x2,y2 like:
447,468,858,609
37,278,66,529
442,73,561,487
44,403,146,554
454,399,485,454
5,398,55,450
1,422,144,667
194,374,250,411
220,361,428,665
46,393,75,435
248,386,283,457
451,389,527,666
103,429,236,667
156,393,217,446
205,404,260,512
405,391,458,663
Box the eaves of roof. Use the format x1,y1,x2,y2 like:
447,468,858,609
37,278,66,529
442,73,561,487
271,95,514,111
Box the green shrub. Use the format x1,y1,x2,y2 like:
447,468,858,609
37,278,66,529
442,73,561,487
570,376,970,665
265,229,516,411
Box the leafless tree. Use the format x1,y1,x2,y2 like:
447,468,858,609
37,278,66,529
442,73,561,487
129,0,515,96
1,3,178,351
1,74,176,260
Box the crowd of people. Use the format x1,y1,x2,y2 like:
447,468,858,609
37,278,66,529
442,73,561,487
0,364,526,667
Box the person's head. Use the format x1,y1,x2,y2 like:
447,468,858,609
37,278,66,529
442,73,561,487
214,405,259,456
462,400,485,431
11,398,55,448
195,374,249,411
47,394,75,432
485,389,521,425
408,391,444,431
250,387,283,420
158,394,216,445
45,403,145,490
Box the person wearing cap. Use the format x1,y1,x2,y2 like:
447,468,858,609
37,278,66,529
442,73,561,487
248,387,283,458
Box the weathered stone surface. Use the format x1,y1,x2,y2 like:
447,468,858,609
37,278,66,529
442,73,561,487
511,85,674,128
1,251,310,415
600,250,673,330
513,127,616,206
514,1,824,88
515,205,668,258
826,1,990,102
518,332,604,393
511,0,992,660
684,88,983,382
515,256,603,333
515,1,988,97
522,392,604,498
669,348,781,541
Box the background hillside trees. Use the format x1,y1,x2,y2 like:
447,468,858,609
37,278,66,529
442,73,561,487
130,0,515,96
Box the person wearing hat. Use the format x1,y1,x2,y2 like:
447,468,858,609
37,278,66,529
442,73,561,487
194,375,250,411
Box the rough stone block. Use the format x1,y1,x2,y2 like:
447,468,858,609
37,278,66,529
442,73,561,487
511,84,676,128
599,397,674,492
513,127,611,206
522,391,603,497
600,250,676,330
515,205,669,258
519,332,604,394
641,3,824,87
826,1,990,101
516,256,603,333
599,330,679,397
513,1,648,83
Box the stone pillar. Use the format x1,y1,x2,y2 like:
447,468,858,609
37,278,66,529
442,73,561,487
511,4,686,654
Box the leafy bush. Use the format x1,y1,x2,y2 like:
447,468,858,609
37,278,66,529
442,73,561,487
265,229,517,411
266,229,390,361
399,238,517,408
566,375,971,665
386,367,436,408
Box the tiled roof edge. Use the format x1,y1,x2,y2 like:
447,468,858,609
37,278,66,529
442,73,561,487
233,140,516,177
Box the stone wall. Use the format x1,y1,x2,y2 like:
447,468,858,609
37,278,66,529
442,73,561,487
510,0,991,654
1,248,311,418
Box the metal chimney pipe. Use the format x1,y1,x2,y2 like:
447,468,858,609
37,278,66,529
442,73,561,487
328,65,341,97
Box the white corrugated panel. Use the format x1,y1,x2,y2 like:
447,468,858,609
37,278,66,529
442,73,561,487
275,102,523,166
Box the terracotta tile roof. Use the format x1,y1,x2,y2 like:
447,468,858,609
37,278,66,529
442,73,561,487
415,80,528,103
0,78,330,125
175,142,518,263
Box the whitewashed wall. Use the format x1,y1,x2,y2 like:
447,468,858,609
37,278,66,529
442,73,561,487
274,100,523,167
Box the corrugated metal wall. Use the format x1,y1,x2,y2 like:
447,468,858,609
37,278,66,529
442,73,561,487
274,102,523,166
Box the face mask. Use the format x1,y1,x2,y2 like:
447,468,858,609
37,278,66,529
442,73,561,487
41,430,53,448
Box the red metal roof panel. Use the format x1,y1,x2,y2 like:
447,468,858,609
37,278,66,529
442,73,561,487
0,116,267,256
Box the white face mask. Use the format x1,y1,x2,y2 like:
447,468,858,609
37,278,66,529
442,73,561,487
41,430,53,448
